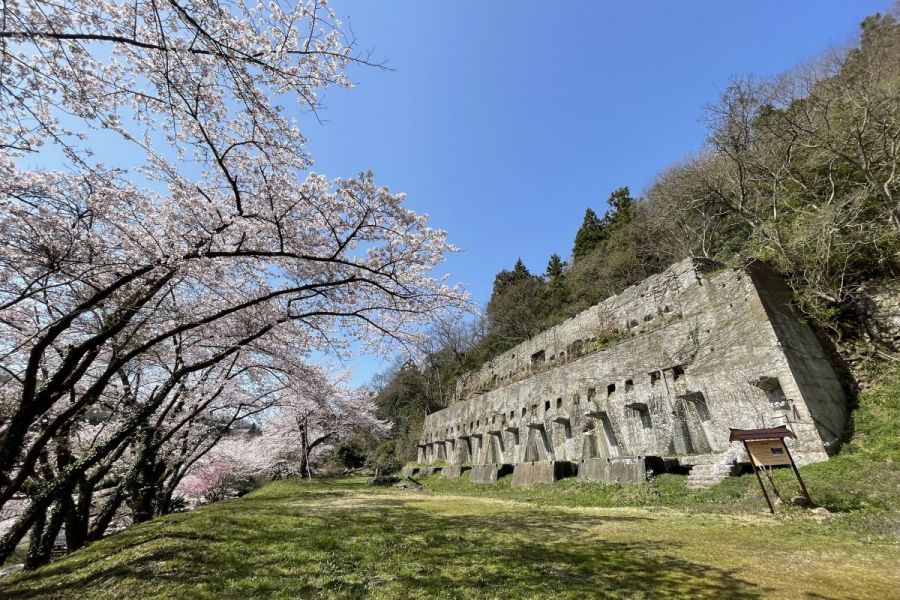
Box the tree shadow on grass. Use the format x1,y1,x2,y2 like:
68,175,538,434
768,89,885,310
2,487,772,599
318,497,769,599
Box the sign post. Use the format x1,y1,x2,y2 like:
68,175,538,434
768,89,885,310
729,426,814,513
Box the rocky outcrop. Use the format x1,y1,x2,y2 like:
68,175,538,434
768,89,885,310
856,280,900,353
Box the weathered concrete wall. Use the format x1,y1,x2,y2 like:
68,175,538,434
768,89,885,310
470,463,513,484
510,461,577,487
453,260,701,403
746,266,847,452
441,465,468,479
401,466,442,478
418,259,847,484
578,458,646,484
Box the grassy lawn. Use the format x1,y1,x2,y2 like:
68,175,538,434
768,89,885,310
1,477,898,599
3,370,898,599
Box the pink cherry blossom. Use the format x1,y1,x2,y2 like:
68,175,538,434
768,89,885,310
0,0,468,566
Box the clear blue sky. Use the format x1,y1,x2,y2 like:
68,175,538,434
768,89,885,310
304,1,890,385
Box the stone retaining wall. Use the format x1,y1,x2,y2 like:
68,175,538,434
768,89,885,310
418,259,848,486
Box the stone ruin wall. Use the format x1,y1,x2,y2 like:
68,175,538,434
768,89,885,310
417,258,848,485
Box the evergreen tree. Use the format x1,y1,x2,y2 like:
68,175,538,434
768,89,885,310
546,253,565,281
491,258,533,295
572,208,606,262
544,253,569,316
605,186,634,230
481,259,547,352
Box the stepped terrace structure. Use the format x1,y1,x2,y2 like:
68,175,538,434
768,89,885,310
414,259,848,487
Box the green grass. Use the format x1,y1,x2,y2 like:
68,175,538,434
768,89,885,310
2,370,897,599
2,477,897,599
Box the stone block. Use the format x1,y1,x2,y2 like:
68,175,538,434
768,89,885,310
511,461,576,487
578,457,646,483
470,463,513,484
441,465,469,479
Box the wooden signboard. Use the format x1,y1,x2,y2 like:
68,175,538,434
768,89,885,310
728,426,814,513
746,439,792,467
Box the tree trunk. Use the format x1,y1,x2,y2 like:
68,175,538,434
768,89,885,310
64,482,92,552
89,486,127,542
300,418,310,478
24,501,65,570
22,509,47,570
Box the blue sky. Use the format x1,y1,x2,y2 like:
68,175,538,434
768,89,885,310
302,1,890,385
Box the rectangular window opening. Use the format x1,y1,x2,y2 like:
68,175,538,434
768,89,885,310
640,412,652,429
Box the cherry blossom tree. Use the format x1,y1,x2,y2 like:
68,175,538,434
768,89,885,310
0,0,466,566
176,374,385,503
262,378,386,479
